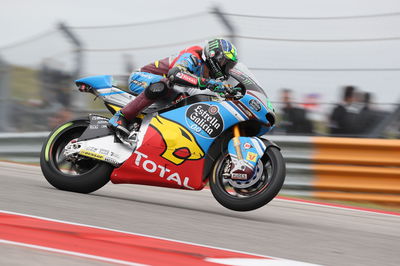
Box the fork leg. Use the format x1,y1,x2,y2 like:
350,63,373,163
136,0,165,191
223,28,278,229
233,124,243,160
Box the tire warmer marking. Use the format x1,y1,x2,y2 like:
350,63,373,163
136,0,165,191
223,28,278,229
44,122,73,162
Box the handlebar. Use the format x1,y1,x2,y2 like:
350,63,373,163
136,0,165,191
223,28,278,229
222,84,245,100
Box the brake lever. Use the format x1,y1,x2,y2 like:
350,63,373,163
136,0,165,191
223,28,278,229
224,85,243,100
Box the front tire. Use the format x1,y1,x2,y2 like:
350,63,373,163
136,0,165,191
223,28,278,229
210,147,286,211
40,119,114,193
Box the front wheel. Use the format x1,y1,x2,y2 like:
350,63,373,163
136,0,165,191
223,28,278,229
210,147,286,211
40,119,114,193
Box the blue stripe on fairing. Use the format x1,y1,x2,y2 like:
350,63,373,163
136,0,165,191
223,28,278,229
227,101,247,120
99,91,126,96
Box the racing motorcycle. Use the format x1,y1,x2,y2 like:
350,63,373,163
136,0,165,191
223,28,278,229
40,63,285,211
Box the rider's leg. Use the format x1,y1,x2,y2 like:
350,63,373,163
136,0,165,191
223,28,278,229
108,73,170,134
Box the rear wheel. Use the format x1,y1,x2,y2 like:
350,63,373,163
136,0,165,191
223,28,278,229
210,147,285,211
40,119,114,193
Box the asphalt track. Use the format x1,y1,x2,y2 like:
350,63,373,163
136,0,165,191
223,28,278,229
0,162,399,265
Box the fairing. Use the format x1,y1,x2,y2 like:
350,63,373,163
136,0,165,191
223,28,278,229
77,64,276,190
111,93,274,189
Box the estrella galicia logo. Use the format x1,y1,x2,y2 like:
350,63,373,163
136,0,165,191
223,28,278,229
185,103,224,138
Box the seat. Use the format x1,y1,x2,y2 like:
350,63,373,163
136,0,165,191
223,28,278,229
75,75,113,89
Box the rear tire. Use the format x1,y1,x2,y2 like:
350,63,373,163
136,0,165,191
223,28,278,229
210,147,286,211
40,119,114,193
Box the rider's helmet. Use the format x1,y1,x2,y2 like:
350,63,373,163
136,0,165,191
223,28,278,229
203,38,238,80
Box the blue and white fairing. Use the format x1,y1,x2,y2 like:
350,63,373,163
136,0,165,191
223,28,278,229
160,92,273,153
75,75,136,107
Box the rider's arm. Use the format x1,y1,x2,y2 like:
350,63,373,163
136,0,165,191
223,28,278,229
167,53,223,91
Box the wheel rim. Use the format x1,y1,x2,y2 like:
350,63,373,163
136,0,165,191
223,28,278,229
214,153,273,198
50,126,98,176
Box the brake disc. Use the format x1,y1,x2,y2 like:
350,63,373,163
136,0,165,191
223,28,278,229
228,159,263,189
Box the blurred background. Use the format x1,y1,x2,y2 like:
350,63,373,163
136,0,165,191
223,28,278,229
1,0,400,138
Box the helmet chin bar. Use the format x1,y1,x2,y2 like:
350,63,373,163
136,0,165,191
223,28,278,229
207,57,225,80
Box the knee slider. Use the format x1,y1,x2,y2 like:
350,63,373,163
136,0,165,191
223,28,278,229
144,80,169,100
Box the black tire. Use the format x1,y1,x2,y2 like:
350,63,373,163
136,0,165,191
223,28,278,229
210,147,286,211
40,119,114,193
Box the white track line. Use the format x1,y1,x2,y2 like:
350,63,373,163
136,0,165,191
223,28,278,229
0,240,147,266
0,210,316,265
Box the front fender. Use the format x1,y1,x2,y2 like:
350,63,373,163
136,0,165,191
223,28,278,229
226,136,280,180
227,137,266,169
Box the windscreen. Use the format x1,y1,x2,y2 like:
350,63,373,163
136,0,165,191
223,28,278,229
229,63,273,111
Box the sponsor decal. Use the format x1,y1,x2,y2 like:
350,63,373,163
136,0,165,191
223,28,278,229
208,105,219,115
85,146,98,152
185,103,224,139
242,79,254,86
99,149,110,156
110,152,120,159
234,101,256,119
243,142,252,149
104,157,119,165
210,96,222,102
150,116,204,165
89,116,109,129
209,39,219,50
173,93,189,104
246,152,258,162
231,173,248,180
131,80,148,88
79,150,105,160
133,151,194,189
91,116,107,121
249,99,261,112
176,72,198,85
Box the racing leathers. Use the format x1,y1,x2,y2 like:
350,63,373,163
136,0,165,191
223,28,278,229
108,46,227,134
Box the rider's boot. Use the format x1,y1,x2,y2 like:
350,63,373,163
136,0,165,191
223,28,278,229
108,80,170,137
108,110,130,135
108,91,156,135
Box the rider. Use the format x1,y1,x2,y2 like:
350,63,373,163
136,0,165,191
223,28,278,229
108,38,238,135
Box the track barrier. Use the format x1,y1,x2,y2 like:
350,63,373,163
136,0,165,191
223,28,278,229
0,132,399,204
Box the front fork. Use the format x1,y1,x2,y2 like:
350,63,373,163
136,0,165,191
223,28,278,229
227,125,268,182
232,125,243,160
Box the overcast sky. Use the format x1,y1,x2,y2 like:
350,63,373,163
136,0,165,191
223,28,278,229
2,0,399,47
1,0,400,105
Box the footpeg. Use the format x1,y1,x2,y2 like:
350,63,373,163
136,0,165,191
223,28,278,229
116,131,138,149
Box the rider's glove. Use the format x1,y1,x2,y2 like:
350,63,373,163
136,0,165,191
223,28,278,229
205,79,226,93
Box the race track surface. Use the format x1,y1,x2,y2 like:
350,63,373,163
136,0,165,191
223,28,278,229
0,162,399,265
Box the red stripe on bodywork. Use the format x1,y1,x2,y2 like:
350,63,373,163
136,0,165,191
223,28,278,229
0,211,269,265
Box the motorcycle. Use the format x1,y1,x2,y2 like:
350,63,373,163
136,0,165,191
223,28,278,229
40,63,286,211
